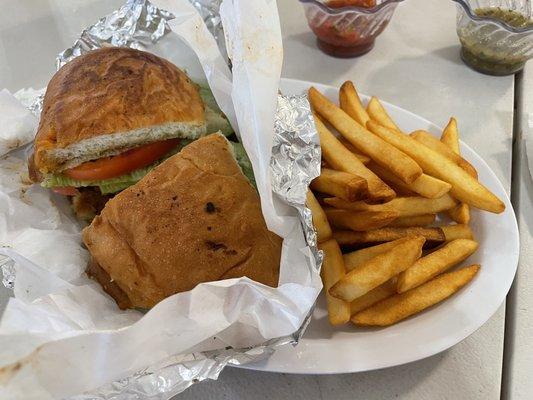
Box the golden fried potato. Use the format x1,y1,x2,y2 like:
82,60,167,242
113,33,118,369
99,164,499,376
339,81,370,127
310,88,422,185
440,119,471,224
441,224,474,241
319,239,351,325
329,236,424,302
441,117,460,153
397,239,478,292
324,194,457,217
350,278,397,315
367,121,505,213
325,209,399,231
334,227,445,246
314,115,395,202
387,214,436,228
410,130,477,179
352,264,480,326
338,137,371,164
311,168,367,202
367,96,401,131
343,238,413,272
306,190,332,243
447,203,471,225
367,161,451,199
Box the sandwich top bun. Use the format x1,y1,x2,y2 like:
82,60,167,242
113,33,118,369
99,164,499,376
33,47,206,174
82,133,282,309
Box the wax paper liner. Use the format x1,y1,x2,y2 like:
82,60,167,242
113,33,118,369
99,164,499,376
0,0,323,399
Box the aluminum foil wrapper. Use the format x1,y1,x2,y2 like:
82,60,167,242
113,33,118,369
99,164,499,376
272,94,322,252
3,1,321,398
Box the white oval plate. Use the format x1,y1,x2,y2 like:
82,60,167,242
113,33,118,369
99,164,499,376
240,78,519,374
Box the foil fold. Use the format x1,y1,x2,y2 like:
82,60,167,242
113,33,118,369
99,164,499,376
4,1,322,398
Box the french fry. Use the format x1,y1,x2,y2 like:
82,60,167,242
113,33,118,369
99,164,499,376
324,194,457,217
367,120,505,213
350,278,397,315
366,96,401,131
314,115,395,202
338,138,371,164
367,161,451,199
339,81,370,127
343,238,413,272
352,264,480,326
380,179,418,197
309,88,422,185
329,236,425,302
319,239,351,325
441,117,460,153
325,209,399,231
447,203,471,225
440,119,471,224
397,239,479,292
311,168,368,202
410,130,478,179
441,224,474,241
334,227,444,245
306,191,332,243
388,214,436,227
334,224,473,246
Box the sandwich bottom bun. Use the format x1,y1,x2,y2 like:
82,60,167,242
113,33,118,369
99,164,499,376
83,133,281,309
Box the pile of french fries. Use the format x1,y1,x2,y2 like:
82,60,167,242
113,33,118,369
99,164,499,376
307,81,504,327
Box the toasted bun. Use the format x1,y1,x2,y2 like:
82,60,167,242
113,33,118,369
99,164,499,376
82,133,281,309
33,47,206,174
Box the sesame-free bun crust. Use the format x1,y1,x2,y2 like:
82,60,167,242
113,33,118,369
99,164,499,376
34,47,206,173
82,134,281,309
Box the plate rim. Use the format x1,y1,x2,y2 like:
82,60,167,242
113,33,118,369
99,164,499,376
237,77,519,374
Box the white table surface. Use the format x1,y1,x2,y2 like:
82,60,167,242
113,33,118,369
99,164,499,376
0,0,526,399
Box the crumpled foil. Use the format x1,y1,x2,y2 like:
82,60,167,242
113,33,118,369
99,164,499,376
56,0,173,69
6,0,321,398
272,94,322,253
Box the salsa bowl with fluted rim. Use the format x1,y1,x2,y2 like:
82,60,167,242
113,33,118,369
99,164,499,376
452,0,533,75
299,0,404,58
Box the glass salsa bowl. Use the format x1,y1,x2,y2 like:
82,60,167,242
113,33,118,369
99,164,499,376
453,0,533,75
299,0,404,58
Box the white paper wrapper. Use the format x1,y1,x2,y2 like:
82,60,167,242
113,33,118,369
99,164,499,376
0,1,322,399
0,89,38,156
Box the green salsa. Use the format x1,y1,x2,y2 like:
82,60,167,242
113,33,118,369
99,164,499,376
475,7,533,29
457,7,532,75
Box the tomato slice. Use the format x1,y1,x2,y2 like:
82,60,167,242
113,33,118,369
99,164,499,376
53,186,80,196
64,138,181,181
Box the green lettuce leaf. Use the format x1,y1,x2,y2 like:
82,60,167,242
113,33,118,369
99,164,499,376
231,142,256,188
200,85,233,136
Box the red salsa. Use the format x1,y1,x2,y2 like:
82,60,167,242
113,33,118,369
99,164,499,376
327,0,376,8
308,0,390,57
